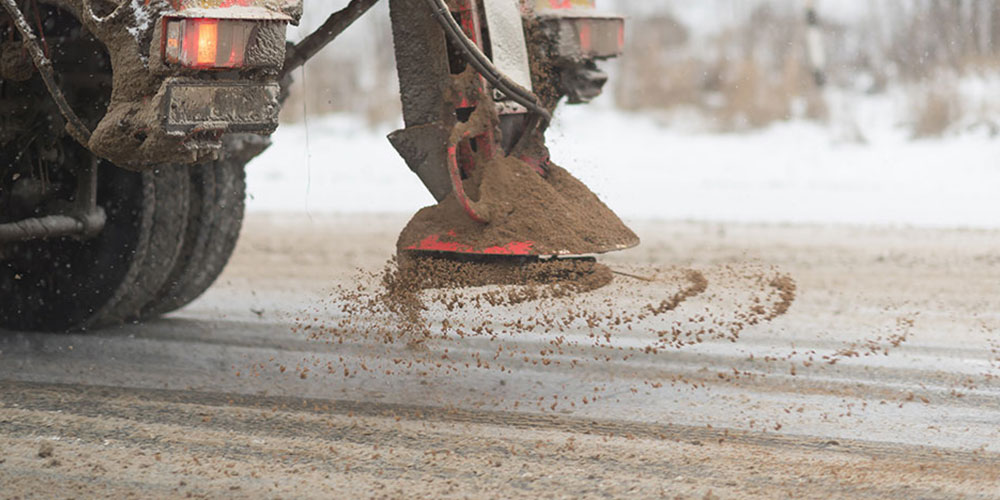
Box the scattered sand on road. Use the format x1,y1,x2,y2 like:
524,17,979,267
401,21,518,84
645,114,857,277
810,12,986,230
4,384,997,499
4,216,1000,498
278,254,801,413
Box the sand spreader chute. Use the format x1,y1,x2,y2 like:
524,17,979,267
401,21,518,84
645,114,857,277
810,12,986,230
388,0,637,258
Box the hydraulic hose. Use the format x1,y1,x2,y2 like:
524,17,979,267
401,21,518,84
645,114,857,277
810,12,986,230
422,0,551,126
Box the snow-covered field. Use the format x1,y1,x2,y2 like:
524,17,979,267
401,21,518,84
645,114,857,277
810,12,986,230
246,103,1000,229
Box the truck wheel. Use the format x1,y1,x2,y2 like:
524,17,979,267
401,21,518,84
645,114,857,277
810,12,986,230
140,159,246,318
0,159,189,332
89,165,189,328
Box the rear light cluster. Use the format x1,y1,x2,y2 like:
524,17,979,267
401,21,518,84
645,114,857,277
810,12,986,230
164,18,256,69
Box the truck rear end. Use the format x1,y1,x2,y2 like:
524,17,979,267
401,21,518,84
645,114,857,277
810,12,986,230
0,0,304,330
84,0,302,168
0,0,634,332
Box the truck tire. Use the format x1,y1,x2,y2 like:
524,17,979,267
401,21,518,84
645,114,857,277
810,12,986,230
0,2,254,331
86,166,190,328
0,160,189,332
140,159,246,318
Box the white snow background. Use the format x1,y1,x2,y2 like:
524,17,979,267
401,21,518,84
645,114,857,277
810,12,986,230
247,0,999,229
246,100,1000,229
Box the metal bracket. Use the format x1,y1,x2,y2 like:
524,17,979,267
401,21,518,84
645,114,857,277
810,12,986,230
482,0,533,94
0,159,107,243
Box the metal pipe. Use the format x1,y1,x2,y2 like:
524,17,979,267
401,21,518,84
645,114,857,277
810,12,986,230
73,157,105,239
77,157,99,213
0,214,95,242
0,158,106,243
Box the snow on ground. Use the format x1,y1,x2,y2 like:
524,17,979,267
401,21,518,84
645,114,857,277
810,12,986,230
246,105,1000,229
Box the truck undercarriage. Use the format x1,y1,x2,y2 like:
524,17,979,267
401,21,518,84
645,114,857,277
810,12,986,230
0,0,632,331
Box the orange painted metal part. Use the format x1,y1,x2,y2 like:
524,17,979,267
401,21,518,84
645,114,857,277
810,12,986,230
449,0,496,225
536,0,594,10
407,232,537,256
447,131,490,224
164,0,258,9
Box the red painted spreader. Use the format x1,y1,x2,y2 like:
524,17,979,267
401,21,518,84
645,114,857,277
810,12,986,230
406,231,638,257
388,0,635,258
408,232,537,256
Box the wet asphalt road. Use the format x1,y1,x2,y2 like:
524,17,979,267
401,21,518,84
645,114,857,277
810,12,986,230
1,215,999,498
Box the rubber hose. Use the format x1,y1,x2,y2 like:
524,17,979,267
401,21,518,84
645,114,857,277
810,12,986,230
422,0,551,125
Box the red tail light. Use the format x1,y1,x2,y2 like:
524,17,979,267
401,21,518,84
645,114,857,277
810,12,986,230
164,18,255,69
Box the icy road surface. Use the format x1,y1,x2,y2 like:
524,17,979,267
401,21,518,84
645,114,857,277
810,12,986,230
1,215,998,498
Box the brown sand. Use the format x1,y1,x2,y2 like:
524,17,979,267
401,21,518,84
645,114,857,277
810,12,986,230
295,255,798,384
397,157,639,256
647,269,709,316
396,255,612,292
371,255,615,341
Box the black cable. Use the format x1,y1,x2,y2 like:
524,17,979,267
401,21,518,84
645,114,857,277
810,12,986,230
422,0,551,126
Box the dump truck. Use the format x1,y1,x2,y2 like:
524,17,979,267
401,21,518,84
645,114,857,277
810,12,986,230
0,0,635,331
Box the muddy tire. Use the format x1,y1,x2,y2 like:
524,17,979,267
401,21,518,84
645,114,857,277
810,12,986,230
0,161,189,332
141,159,246,318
